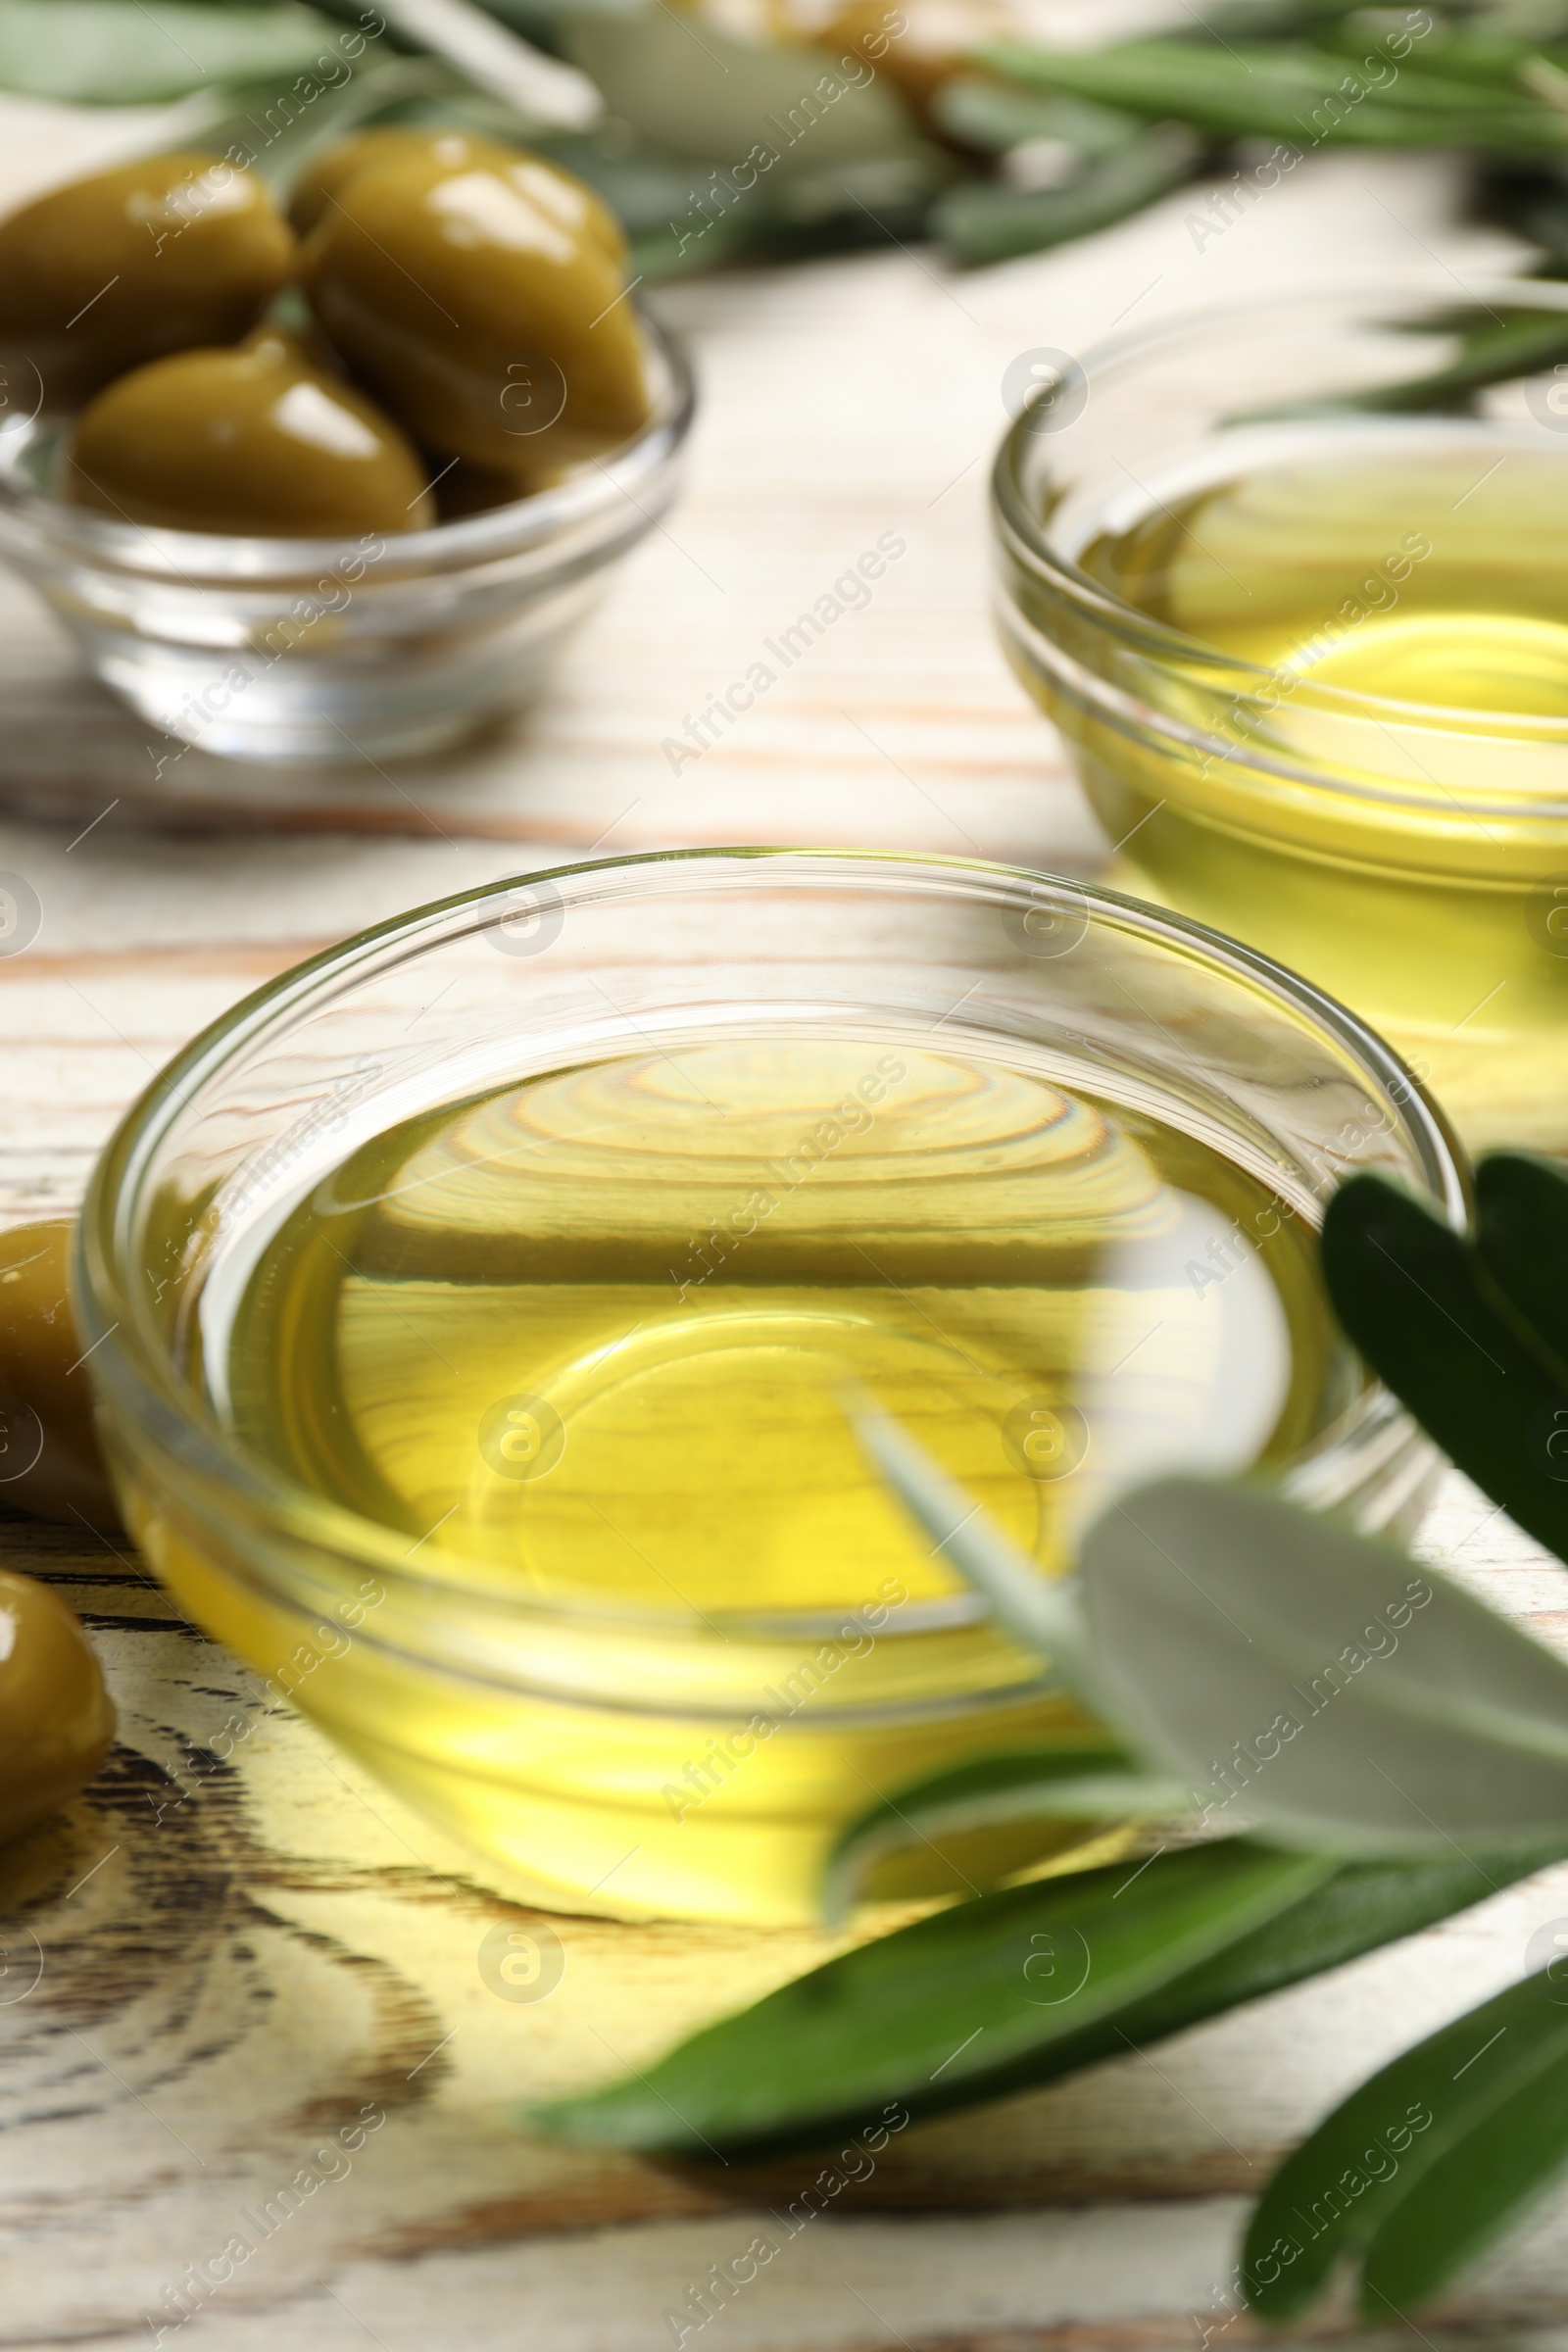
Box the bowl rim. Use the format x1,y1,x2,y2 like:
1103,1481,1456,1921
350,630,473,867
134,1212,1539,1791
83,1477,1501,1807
0,301,695,580
77,844,1466,1628
992,270,1568,730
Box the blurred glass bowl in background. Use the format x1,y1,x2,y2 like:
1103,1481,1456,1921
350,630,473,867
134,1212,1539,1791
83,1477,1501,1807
994,275,1568,1154
0,307,693,766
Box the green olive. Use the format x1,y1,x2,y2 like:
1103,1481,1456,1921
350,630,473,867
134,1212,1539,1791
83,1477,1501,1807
290,126,446,238
0,1221,119,1531
301,143,650,487
0,151,295,411
290,126,624,263
63,328,437,534
0,1569,116,1847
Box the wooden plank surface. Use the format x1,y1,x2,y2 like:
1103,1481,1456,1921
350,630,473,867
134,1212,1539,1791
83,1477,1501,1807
4,84,1568,2351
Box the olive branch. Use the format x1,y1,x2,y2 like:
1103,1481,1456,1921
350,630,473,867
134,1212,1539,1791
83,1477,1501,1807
20,1,1568,280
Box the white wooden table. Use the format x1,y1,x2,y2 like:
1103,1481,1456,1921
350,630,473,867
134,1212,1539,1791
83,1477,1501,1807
4,89,1568,2349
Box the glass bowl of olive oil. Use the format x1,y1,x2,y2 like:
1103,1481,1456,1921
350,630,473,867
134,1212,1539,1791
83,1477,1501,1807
995,276,1568,1154
75,850,1460,1924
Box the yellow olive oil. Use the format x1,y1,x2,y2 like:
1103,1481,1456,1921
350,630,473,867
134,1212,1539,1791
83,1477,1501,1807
1077,432,1568,705
1042,423,1568,1151
161,1037,1357,1922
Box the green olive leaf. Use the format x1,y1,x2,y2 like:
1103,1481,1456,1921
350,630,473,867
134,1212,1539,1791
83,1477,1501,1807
821,1741,1190,1926
1303,312,1568,416
533,1834,1568,2159
1243,1970,1568,2323
467,0,642,37
1321,1170,1568,1563
850,1399,1105,1704
1476,1150,1568,1380
1358,2021,1568,2320
194,53,461,190
376,0,603,129
1082,1477,1568,1853
1109,1835,1568,2075
1200,0,1365,31
977,38,1568,149
535,1839,1335,2157
564,13,936,179
928,75,1143,155
934,126,1201,268
1329,19,1568,89
858,1403,1568,1854
0,0,343,104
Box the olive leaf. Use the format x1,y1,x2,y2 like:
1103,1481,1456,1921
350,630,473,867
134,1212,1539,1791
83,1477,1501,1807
1114,1836,1568,2069
1269,311,1568,418
934,126,1201,268
849,1402,1106,1706
978,37,1568,149
1358,2032,1568,2317
1335,19,1568,88
928,76,1144,156
195,53,461,190
462,0,639,42
0,0,343,104
858,1406,1568,1854
376,0,602,129
1476,1150,1568,1375
564,12,937,180
1200,0,1365,30
1321,1170,1568,1564
820,1741,1189,1926
537,1839,1335,2156
1080,1477,1568,1854
533,1836,1568,2157
1244,1970,1568,2322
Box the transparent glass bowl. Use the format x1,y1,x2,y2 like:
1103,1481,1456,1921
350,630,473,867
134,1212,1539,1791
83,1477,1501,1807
993,275,1568,1154
0,310,693,766
75,849,1462,1924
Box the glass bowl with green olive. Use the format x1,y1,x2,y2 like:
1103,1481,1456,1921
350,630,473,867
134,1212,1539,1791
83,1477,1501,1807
0,138,694,764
